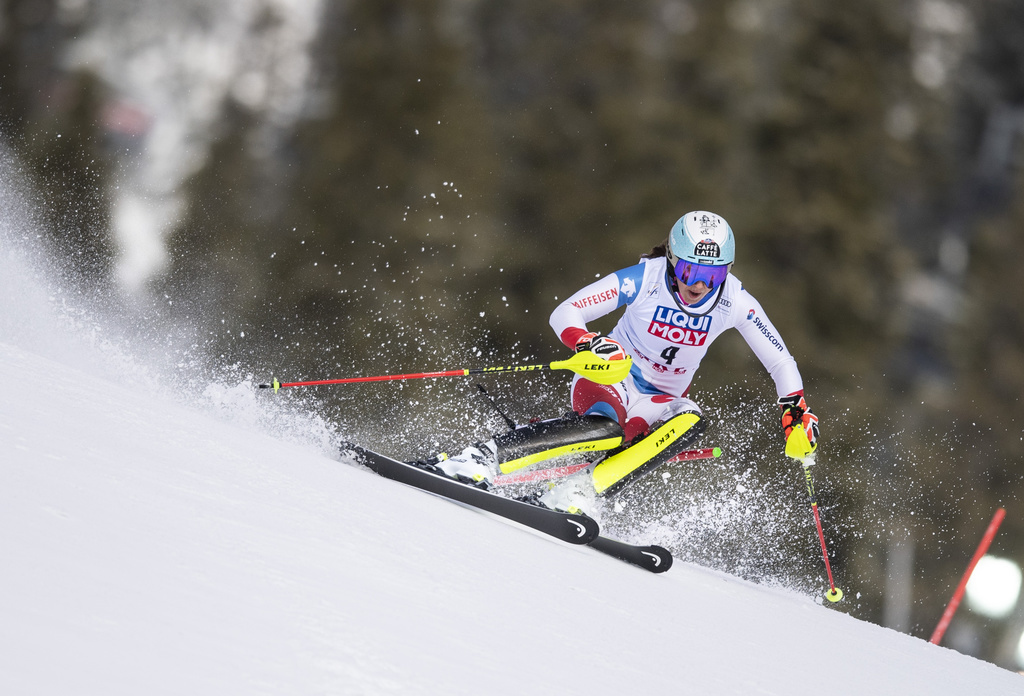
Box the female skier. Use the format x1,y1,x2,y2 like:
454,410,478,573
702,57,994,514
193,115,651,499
435,210,819,515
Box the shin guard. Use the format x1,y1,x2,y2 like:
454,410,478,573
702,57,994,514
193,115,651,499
495,414,624,474
592,412,705,497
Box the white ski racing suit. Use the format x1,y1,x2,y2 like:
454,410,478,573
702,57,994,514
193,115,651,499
549,256,804,441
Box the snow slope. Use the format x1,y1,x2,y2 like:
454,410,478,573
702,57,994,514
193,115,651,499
3,317,1024,694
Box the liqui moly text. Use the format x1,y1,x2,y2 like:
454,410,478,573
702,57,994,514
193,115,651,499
648,306,711,346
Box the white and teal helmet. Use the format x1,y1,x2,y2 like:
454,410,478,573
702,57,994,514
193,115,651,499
668,211,735,267
665,211,735,291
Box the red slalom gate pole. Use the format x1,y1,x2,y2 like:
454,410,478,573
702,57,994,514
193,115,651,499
929,507,1006,646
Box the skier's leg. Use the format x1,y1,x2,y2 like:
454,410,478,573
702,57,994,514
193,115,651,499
434,412,624,487
493,412,623,474
571,377,648,443
539,394,706,511
540,409,706,514
590,408,705,497
433,378,626,486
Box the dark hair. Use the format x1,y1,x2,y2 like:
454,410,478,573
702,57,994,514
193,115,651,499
641,237,669,259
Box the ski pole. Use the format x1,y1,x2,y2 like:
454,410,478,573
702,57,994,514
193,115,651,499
493,462,591,486
786,425,844,603
475,384,516,430
667,445,723,466
259,350,633,391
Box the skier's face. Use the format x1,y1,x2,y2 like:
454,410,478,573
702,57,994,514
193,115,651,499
669,258,728,306
677,281,712,306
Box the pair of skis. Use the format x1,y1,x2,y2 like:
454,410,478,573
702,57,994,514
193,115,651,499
342,443,673,573
268,356,676,573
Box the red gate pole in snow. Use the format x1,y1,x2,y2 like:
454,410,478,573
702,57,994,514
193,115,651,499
929,507,1006,646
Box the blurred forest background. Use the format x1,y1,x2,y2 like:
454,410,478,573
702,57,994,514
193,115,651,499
5,0,1024,670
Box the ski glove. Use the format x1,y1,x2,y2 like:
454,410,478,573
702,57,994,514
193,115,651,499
574,331,627,361
778,393,819,454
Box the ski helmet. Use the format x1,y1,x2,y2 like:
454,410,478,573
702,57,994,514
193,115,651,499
667,211,735,267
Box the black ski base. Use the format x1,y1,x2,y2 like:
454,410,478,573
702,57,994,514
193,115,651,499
342,443,599,545
588,536,673,573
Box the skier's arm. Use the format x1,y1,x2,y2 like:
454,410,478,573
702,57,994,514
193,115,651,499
735,290,820,451
549,264,645,349
734,291,804,398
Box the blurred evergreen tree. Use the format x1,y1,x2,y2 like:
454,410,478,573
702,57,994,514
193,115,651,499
735,0,913,397
473,1,734,298
958,0,1024,448
950,0,1024,663
166,0,508,400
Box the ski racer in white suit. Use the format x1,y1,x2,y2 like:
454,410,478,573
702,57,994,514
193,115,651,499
550,211,816,446
435,211,819,514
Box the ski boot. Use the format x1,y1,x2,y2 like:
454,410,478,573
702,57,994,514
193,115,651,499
428,441,498,490
538,471,599,518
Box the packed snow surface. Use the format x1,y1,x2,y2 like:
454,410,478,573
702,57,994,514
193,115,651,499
3,339,1024,694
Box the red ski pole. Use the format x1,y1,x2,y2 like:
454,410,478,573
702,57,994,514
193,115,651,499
259,351,633,389
802,462,843,603
786,425,843,603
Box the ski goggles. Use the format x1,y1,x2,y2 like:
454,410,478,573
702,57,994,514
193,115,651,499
672,259,729,290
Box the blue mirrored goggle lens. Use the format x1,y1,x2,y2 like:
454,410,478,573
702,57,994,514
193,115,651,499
674,260,729,289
